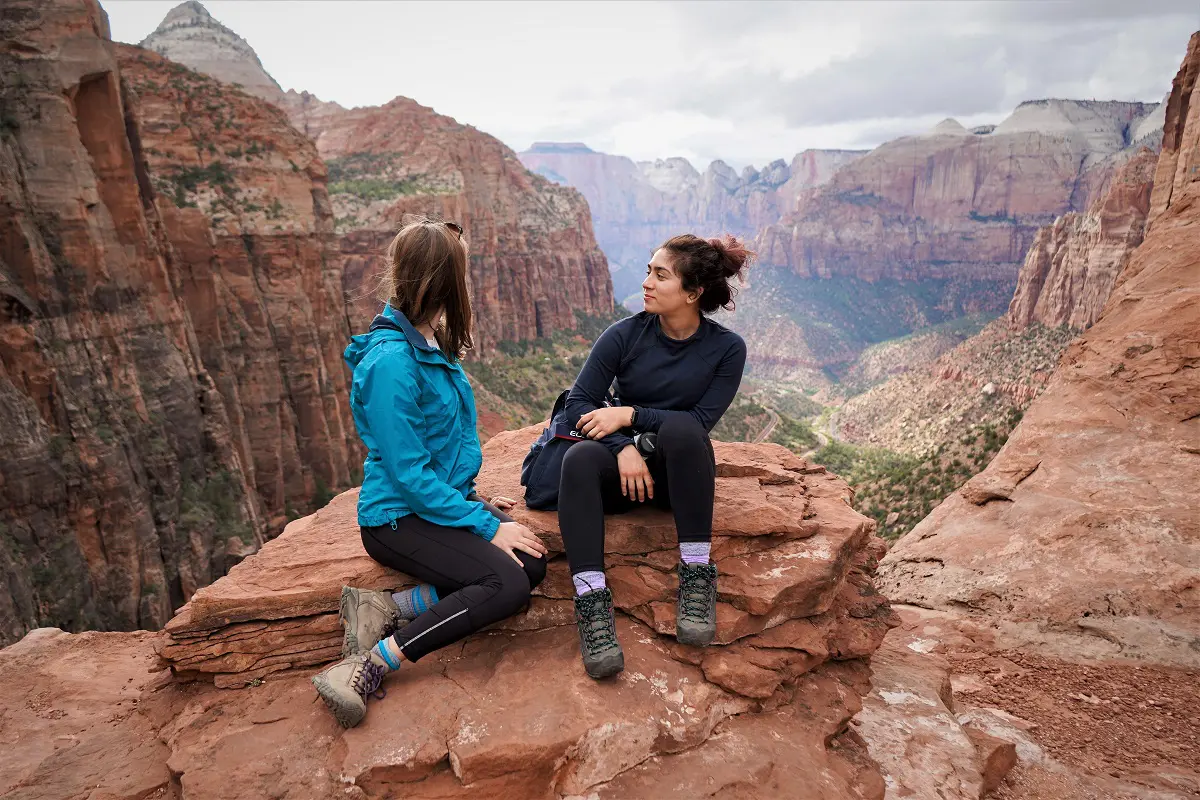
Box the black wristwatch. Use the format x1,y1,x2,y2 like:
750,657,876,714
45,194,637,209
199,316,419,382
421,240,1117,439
629,406,639,428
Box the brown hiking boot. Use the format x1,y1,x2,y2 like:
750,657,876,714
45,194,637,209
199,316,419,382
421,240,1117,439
311,650,390,728
339,586,404,657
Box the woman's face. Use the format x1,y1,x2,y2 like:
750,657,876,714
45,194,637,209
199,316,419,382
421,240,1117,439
643,249,698,315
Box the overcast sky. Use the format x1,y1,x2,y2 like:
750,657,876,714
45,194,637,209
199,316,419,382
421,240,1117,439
104,1,1198,169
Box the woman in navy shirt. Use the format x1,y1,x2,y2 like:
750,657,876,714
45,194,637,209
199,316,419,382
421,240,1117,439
561,234,753,678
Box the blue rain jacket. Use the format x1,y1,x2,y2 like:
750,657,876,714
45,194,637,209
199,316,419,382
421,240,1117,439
344,304,498,540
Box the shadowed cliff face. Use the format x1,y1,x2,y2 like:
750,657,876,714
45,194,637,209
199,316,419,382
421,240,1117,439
0,0,366,645
0,0,262,642
283,92,615,355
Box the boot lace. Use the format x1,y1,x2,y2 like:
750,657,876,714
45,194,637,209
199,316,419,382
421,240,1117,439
377,611,406,641
679,565,717,621
576,591,618,652
351,655,388,700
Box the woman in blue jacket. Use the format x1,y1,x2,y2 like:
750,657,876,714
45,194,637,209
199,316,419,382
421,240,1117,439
313,216,547,728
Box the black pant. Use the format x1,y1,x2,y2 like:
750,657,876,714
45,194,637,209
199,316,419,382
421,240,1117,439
360,495,546,662
558,414,716,575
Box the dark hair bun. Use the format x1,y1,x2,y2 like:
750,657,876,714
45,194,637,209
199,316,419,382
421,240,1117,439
708,234,753,281
658,233,756,314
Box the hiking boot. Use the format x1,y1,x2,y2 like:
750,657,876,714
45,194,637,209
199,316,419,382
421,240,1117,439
573,588,624,679
676,561,718,646
339,586,405,657
311,650,390,729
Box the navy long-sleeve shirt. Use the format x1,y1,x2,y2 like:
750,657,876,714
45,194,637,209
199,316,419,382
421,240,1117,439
564,312,747,455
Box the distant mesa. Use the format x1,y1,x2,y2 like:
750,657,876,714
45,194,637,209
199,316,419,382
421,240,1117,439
524,142,597,154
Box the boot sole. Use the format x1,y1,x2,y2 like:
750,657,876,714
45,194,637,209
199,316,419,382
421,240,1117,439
340,586,359,658
312,673,366,729
676,622,716,647
583,651,625,679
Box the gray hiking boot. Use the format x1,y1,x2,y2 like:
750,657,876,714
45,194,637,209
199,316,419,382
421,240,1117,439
573,587,624,679
311,650,390,729
676,561,718,646
339,586,406,657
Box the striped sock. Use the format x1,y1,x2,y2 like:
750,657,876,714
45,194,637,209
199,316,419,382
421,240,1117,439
680,542,711,565
392,584,438,619
572,570,607,596
371,637,402,672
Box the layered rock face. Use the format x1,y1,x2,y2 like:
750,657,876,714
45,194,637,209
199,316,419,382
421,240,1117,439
0,0,357,646
519,142,863,303
1007,147,1159,330
4,435,897,798
116,47,360,533
879,32,1200,669
737,101,1162,388
757,101,1162,285
138,0,284,105
0,0,262,643
283,94,614,353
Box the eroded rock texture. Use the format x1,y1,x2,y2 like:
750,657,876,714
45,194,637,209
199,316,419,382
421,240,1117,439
283,93,615,353
1007,147,1159,331
3,436,896,799
0,0,262,643
879,32,1200,669
0,0,359,645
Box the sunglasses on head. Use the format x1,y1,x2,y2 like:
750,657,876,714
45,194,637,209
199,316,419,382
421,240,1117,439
400,213,464,239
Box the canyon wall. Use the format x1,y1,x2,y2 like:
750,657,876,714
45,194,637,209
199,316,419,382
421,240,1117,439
1007,147,1159,331
116,46,360,532
283,94,614,351
757,102,1161,284
0,0,616,644
0,0,265,643
142,2,616,353
520,142,863,303
879,31,1200,667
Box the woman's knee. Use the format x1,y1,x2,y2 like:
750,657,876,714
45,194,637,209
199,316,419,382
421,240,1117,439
658,414,709,449
492,560,535,617
561,439,611,480
522,554,548,590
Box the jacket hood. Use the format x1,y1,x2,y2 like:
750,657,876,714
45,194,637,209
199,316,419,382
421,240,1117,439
344,304,440,368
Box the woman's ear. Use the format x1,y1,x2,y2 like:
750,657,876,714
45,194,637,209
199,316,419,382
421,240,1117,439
687,285,704,304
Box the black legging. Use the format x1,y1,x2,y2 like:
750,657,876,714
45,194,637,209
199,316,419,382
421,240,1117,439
559,414,716,574
360,494,546,662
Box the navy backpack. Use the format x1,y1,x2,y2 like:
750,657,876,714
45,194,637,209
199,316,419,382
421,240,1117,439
520,389,615,510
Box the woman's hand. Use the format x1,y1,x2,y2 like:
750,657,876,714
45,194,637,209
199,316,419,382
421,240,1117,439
578,406,634,440
489,495,517,511
617,445,653,502
491,521,548,565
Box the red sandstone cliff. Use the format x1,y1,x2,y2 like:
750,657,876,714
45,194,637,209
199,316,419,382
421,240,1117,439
283,94,615,352
0,0,262,642
1007,147,1159,330
0,0,364,646
116,47,360,532
879,32,1200,669
757,102,1161,286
